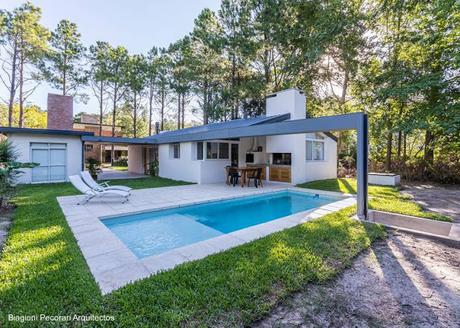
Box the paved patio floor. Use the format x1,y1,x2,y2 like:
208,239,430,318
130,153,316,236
97,168,147,180
57,183,355,294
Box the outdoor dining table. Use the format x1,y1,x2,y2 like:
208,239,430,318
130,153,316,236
234,167,258,187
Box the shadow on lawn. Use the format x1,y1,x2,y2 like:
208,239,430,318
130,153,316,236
104,212,385,327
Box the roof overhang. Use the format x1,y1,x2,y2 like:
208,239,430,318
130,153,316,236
81,135,155,145
0,127,94,137
151,112,363,144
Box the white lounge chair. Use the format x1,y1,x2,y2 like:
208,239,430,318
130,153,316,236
80,171,132,194
69,175,130,204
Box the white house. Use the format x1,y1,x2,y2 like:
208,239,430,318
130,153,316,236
0,89,337,185
153,88,337,184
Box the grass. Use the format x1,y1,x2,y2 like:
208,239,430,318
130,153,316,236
297,178,452,222
0,177,385,327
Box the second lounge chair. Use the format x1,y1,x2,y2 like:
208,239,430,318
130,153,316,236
81,171,132,194
69,175,130,204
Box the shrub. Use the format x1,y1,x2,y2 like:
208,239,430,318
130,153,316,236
86,157,101,178
113,157,128,167
0,140,37,208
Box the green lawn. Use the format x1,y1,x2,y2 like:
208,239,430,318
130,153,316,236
0,177,385,327
297,178,451,222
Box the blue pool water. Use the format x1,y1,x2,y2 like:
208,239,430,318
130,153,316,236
103,191,339,258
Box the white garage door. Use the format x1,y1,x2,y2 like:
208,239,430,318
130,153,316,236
31,143,67,182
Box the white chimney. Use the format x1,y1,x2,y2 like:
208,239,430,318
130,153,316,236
266,88,306,120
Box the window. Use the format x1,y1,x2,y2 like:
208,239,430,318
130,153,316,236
218,143,229,159
170,143,180,159
206,142,218,159
206,142,230,159
31,143,67,182
306,134,325,161
196,142,203,160
85,144,93,152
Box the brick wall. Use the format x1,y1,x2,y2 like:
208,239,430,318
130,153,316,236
47,93,73,130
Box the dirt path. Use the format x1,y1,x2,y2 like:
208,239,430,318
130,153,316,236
401,182,460,223
257,231,460,327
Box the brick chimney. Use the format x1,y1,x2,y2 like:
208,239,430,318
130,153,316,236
47,93,74,130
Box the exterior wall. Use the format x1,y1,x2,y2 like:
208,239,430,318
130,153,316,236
159,141,235,184
158,143,201,183
303,136,337,183
266,133,337,184
200,159,231,184
47,94,73,130
127,145,145,174
238,137,268,166
6,133,83,184
266,88,306,119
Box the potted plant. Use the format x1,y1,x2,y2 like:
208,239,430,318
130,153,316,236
148,160,159,177
86,157,101,180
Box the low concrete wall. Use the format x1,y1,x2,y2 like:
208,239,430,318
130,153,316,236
369,173,400,186
368,210,460,243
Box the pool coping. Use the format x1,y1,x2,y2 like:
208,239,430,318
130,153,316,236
58,186,355,294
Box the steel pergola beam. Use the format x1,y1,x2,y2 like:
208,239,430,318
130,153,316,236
151,112,369,220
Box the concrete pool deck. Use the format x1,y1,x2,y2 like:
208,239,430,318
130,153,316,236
57,183,356,294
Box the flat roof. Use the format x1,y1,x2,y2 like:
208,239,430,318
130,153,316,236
0,127,94,137
82,136,154,145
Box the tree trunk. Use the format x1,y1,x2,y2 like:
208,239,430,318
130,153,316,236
148,87,153,136
133,93,137,138
397,131,402,160
385,131,393,172
8,44,18,127
99,81,103,136
18,55,24,128
160,89,165,131
424,130,435,164
177,92,181,130
203,86,208,125
231,54,237,120
111,85,118,165
181,93,185,129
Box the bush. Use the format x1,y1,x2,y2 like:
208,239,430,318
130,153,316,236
148,160,159,176
0,140,37,208
113,157,128,167
86,157,101,178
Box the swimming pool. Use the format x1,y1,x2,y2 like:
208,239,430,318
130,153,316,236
102,190,340,258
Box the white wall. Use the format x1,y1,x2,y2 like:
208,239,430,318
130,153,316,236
158,142,201,183
238,137,268,166
266,88,306,119
6,133,83,184
159,141,235,184
265,89,337,184
303,136,338,182
127,145,144,174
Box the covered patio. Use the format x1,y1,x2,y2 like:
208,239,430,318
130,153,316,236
81,136,157,178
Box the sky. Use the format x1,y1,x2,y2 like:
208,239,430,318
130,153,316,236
1,0,221,116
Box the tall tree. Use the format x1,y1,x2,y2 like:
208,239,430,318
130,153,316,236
146,46,159,135
189,9,226,124
154,49,173,131
0,2,49,127
124,54,147,138
169,37,192,130
88,41,110,135
41,19,87,98
105,45,128,163
219,0,256,119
